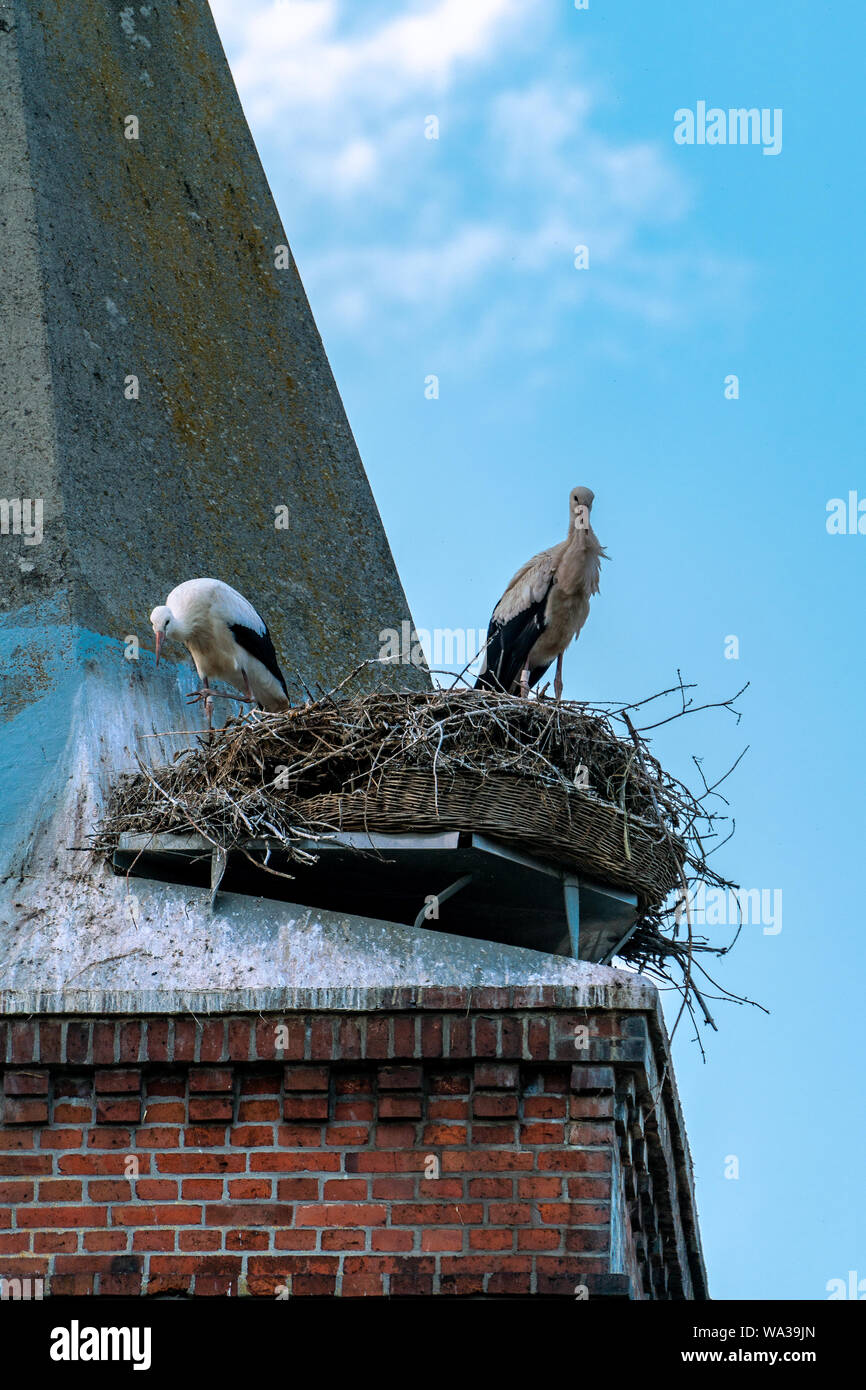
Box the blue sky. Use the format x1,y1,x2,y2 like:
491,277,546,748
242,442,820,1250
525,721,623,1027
211,0,865,1299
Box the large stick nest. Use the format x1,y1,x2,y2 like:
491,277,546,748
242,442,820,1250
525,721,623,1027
95,671,752,1035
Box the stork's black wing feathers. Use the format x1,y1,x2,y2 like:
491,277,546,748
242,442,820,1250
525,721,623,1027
475,586,553,694
229,622,289,696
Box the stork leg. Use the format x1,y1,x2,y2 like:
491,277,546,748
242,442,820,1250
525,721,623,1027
554,652,564,703
519,667,530,699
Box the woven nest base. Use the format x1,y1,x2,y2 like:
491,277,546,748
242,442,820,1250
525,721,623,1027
297,766,682,907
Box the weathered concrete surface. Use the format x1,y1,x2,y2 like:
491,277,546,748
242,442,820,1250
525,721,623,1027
0,0,421,682
0,0,438,986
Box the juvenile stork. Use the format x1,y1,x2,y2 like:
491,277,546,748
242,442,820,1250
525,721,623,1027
150,578,290,729
475,486,606,701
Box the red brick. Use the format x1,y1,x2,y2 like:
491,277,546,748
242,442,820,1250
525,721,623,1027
96,1099,141,1125
365,1019,390,1058
37,1023,63,1063
372,1230,413,1251
179,1230,222,1252
322,1229,366,1251
473,1017,498,1056
3,1070,49,1095
535,1149,609,1172
570,1065,615,1092
473,1062,518,1089
39,1128,82,1148
468,1178,513,1199
4,1099,48,1124
421,1228,463,1252
251,1152,339,1173
85,1231,129,1251
254,1020,280,1061
54,1104,92,1124
309,1018,336,1060
136,1180,179,1200
333,1100,374,1122
322,1178,367,1201
239,1072,281,1096
199,1021,225,1063
518,1176,563,1199
228,1020,252,1060
0,1155,51,1174
0,1130,34,1149
227,1230,269,1250
60,1155,150,1175
146,1078,185,1097
564,1229,610,1252
110,1205,202,1226
118,1023,143,1063
369,1177,414,1201
190,1098,233,1122
391,1203,482,1226
38,1180,82,1202
146,1021,170,1063
275,1021,307,1060
525,1095,567,1119
377,1066,422,1090
11,1022,37,1063
442,1151,532,1173
469,1228,513,1250
275,1179,319,1200
421,1017,443,1058
237,1100,280,1122
129,1128,180,1149
0,1234,28,1255
173,1022,196,1062
230,1126,274,1147
566,1177,610,1200
325,1126,369,1146
94,1070,142,1094
204,1204,294,1227
518,1228,562,1250
0,1181,34,1202
337,1019,362,1060
392,1018,416,1057
473,1093,517,1117
190,1068,234,1093
34,1231,77,1254
85,1128,132,1149
295,1204,386,1228
378,1095,421,1120
420,1124,464,1146
142,1101,185,1123
570,1095,615,1119
183,1127,228,1148
133,1231,175,1252
182,1179,225,1199
18,1206,108,1228
156,1153,243,1174
283,1096,328,1120
227,1178,272,1200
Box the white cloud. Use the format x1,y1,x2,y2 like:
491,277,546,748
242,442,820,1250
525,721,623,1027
209,0,749,352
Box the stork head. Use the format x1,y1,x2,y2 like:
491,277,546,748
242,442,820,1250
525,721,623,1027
149,604,175,666
570,486,594,532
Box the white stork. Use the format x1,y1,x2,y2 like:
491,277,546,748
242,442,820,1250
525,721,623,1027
150,578,290,729
475,486,606,701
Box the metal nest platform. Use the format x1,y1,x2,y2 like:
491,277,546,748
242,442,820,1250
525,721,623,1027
113,829,639,964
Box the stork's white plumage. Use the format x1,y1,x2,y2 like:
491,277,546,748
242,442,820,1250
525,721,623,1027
475,486,606,701
150,578,290,729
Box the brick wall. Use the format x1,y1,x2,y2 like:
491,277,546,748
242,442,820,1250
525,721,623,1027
0,990,707,1299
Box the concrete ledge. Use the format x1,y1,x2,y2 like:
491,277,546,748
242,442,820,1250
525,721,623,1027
0,978,658,1018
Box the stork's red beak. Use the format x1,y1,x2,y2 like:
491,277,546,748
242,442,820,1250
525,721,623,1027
154,630,164,667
